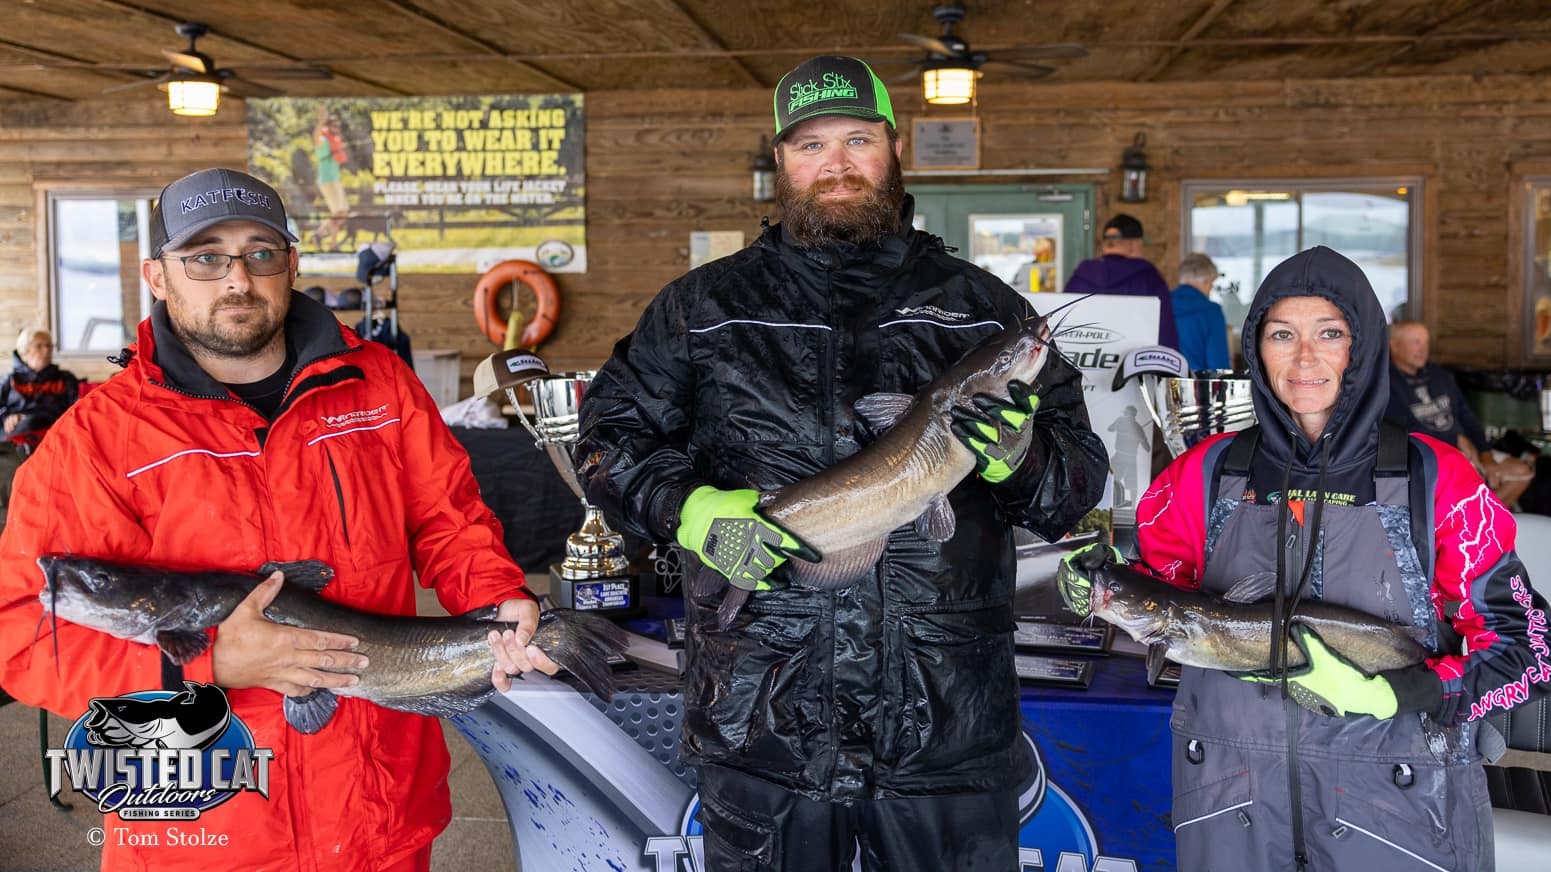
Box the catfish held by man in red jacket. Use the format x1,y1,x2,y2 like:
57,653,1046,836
38,555,630,731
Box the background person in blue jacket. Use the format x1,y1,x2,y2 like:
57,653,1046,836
1171,253,1231,372
1064,213,1179,350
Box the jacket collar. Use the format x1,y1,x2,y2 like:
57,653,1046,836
144,291,353,396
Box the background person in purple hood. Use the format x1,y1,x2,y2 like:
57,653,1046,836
1064,213,1179,350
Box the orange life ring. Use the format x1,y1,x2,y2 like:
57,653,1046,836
472,260,560,349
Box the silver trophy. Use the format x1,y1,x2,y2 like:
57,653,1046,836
473,351,634,612
515,372,635,611
1112,346,1256,458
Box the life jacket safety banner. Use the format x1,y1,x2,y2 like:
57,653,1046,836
246,95,586,276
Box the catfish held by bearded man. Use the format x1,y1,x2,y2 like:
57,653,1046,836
695,313,1054,627
1056,544,1433,685
37,555,630,734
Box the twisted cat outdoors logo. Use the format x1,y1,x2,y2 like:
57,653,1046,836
45,682,273,820
787,72,858,112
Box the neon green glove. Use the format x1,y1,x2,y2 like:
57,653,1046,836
1240,625,1398,719
675,486,818,592
1056,542,1125,618
949,380,1040,484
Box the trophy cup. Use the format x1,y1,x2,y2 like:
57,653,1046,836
514,372,637,614
1112,346,1256,457
473,350,636,614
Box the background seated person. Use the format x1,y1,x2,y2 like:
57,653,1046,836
1385,319,1534,506
0,327,79,444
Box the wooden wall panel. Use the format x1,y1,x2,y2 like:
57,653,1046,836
2,73,1550,393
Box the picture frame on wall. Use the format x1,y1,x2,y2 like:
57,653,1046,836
1519,175,1551,363
911,118,980,171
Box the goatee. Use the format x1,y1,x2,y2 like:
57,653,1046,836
777,157,906,249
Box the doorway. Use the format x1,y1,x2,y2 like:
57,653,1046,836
910,184,1094,297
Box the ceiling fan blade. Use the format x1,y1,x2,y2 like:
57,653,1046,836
101,74,172,95
219,77,284,98
897,33,958,57
889,68,924,84
990,43,1088,62
227,65,333,80
979,60,1056,79
161,48,210,74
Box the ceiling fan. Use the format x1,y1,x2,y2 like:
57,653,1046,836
892,2,1087,104
101,22,332,106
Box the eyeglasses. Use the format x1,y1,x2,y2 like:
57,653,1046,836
161,247,291,281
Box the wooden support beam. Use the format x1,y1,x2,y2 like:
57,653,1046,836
1138,0,1239,83
378,0,581,91
1345,0,1514,77
82,0,412,95
661,0,763,87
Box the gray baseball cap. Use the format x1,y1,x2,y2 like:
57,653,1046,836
149,168,297,257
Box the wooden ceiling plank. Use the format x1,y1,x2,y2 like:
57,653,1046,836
1344,0,1514,76
377,0,581,91
79,0,410,95
660,0,762,87
0,81,70,100
0,36,145,86
1138,0,1239,83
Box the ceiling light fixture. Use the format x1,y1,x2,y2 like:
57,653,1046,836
922,63,977,106
167,75,221,117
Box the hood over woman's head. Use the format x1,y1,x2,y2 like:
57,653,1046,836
1240,246,1389,471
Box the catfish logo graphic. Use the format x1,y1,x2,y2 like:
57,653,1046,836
46,682,273,820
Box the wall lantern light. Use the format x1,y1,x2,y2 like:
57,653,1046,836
1120,132,1149,203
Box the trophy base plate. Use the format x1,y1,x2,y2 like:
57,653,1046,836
549,566,641,617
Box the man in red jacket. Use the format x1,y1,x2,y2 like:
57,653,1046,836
0,167,553,871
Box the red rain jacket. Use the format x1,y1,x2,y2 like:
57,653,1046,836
0,297,527,870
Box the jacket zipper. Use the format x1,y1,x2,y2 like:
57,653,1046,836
820,274,843,793
325,448,352,549
1284,517,1309,870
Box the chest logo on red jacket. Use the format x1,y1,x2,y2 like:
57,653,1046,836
44,681,273,821
321,403,391,429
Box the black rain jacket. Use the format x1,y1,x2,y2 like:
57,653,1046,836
576,199,1107,800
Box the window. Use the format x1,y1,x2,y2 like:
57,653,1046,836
1182,179,1421,331
45,190,157,354
1522,176,1551,360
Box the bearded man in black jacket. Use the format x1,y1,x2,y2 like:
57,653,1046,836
576,56,1107,871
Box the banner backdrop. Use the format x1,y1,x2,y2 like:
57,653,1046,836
246,95,586,275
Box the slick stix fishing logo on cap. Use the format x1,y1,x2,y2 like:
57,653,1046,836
773,56,895,142
45,682,273,819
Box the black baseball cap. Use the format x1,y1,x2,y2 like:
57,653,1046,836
1102,213,1145,240
148,168,297,257
773,56,895,144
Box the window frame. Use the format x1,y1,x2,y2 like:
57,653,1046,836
1179,175,1425,323
35,182,160,362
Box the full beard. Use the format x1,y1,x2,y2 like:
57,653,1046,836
777,156,906,249
169,294,286,360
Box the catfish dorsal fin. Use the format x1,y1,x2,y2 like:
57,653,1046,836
853,393,914,432
257,560,335,593
1222,571,1278,604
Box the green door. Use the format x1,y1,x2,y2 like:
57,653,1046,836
910,184,1094,297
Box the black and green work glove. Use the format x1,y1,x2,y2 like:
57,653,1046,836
1056,542,1125,618
675,486,818,592
1239,625,1398,719
949,380,1040,484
